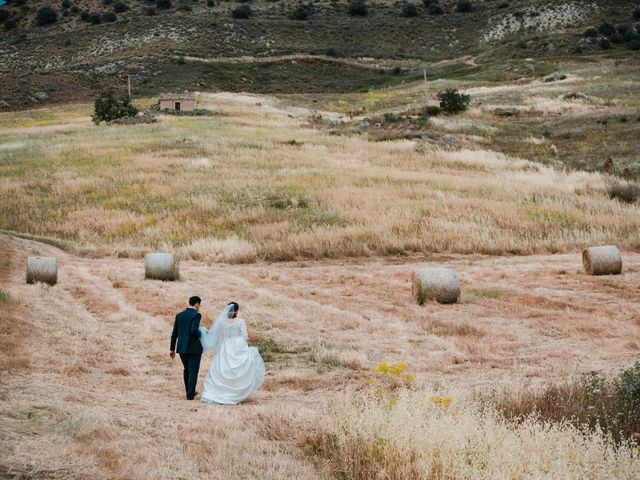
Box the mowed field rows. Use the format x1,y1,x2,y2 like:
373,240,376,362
1,234,640,477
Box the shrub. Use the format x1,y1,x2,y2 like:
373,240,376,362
207,0,215,5
630,39,640,50
498,0,509,8
608,181,640,203
290,3,313,20
325,47,338,57
70,5,80,13
156,0,171,9
80,10,89,20
583,27,598,38
61,0,72,9
89,12,102,24
610,32,624,44
0,9,8,22
424,105,441,116
92,87,138,124
113,1,129,13
427,3,443,14
401,3,418,17
4,19,16,31
598,21,615,36
456,0,472,13
634,8,640,20
145,7,156,15
599,38,611,49
437,88,470,114
232,4,251,18
489,364,640,444
347,0,367,17
383,112,401,122
35,6,58,25
103,0,113,4
101,11,117,22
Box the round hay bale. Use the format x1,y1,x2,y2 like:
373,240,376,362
582,245,622,275
145,253,180,281
26,257,57,285
412,267,460,305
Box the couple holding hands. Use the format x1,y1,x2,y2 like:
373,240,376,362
170,296,265,404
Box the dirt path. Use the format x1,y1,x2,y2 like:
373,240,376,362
1,234,639,478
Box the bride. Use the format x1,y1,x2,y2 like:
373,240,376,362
199,302,265,404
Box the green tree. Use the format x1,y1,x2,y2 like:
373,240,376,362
348,0,367,17
290,3,313,20
92,87,138,124
36,6,59,25
232,4,251,18
437,88,470,114
401,3,418,17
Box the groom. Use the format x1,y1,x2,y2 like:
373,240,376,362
170,296,203,400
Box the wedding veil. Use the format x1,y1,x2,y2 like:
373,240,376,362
200,303,235,353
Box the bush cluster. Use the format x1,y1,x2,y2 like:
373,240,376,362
456,0,473,13
423,0,443,15
347,0,367,17
113,1,129,13
437,88,470,114
608,181,640,204
36,6,58,26
92,87,138,124
489,363,640,443
401,3,418,17
584,16,640,51
289,3,313,20
232,4,251,18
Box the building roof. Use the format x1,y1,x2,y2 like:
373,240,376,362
159,93,196,101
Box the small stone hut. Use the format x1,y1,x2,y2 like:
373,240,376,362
159,92,196,112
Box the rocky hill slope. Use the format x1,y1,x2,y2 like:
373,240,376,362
0,0,638,108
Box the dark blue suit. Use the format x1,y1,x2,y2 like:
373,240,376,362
171,308,203,399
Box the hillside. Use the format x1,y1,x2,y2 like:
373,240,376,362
1,0,639,108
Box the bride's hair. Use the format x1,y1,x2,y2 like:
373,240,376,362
228,302,239,318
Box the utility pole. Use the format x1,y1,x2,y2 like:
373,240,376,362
423,68,428,106
127,75,132,98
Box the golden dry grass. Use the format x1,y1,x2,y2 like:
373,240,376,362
1,233,640,478
1,91,639,262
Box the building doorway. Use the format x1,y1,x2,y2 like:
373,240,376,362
175,102,181,111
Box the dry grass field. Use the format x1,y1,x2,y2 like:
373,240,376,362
1,233,640,478
2,61,640,478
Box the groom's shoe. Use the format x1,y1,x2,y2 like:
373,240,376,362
187,391,199,400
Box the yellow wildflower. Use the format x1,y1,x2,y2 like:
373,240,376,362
430,396,453,408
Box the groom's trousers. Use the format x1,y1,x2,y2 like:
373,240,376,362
179,353,202,400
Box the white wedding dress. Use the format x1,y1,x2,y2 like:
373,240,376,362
199,305,265,405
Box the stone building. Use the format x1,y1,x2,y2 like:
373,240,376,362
159,92,197,112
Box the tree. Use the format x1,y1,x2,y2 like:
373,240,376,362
156,0,172,9
101,11,117,22
290,3,313,20
92,87,138,124
113,1,129,13
456,0,472,13
427,3,443,15
348,0,367,17
36,6,58,26
401,3,418,17
437,88,470,114
232,4,251,18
